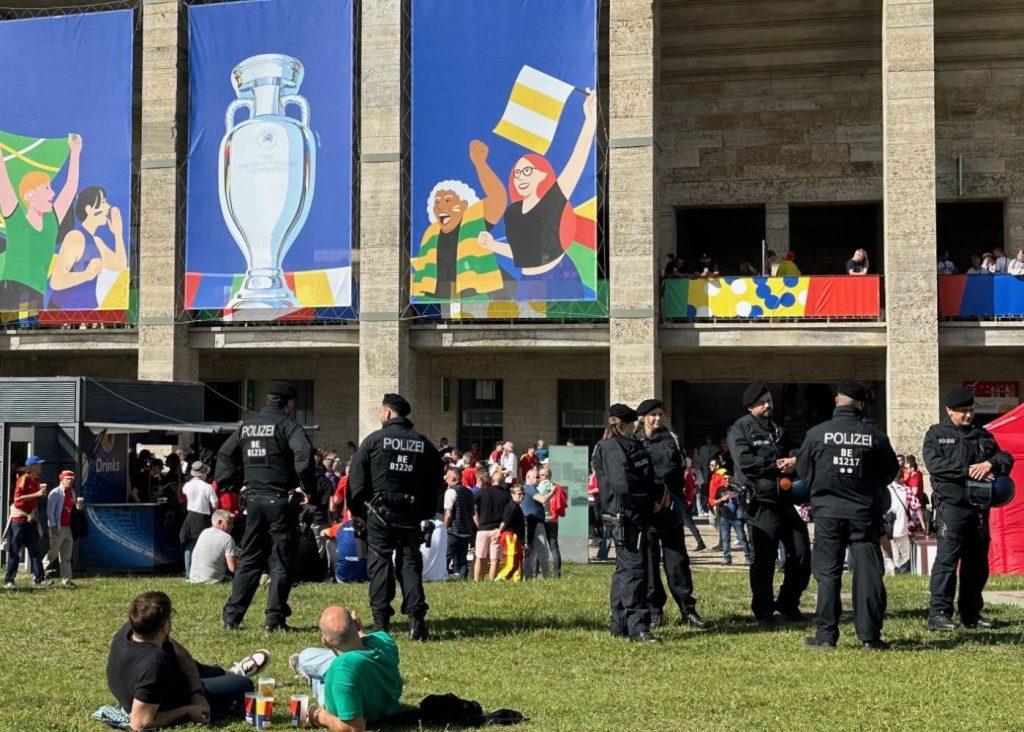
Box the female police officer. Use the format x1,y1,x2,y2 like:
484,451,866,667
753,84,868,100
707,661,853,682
591,403,663,643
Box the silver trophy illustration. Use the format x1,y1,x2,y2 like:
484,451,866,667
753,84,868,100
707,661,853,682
218,53,316,309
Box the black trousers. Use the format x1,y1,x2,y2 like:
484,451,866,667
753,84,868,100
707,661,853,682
812,515,886,643
646,499,698,616
748,518,811,620
223,494,297,627
929,507,989,621
610,517,652,637
366,512,427,621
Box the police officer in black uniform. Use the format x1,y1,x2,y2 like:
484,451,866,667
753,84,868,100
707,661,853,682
635,398,709,630
217,381,315,631
726,383,811,627
348,393,443,641
796,382,900,650
923,388,1014,631
592,403,663,643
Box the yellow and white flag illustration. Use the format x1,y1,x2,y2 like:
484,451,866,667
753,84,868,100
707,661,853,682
493,65,575,154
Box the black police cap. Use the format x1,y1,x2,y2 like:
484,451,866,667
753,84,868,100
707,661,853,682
837,381,868,402
636,398,663,416
382,393,411,417
742,382,769,408
268,381,297,401
945,388,975,410
608,403,638,422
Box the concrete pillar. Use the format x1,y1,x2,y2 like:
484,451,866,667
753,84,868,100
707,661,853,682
608,0,661,407
765,202,790,258
137,1,196,382
882,0,939,453
358,0,409,439
1004,197,1024,255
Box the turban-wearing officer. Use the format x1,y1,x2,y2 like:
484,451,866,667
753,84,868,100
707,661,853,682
348,393,444,641
635,398,709,631
726,383,811,627
217,381,316,631
923,388,1014,631
796,382,900,650
592,403,663,643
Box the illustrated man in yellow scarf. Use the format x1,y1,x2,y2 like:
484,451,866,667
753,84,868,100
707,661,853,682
411,140,505,300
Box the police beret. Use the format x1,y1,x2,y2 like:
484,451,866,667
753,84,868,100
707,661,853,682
268,380,297,400
945,388,975,410
608,403,638,422
636,399,663,416
742,382,770,408
382,392,411,417
837,381,868,402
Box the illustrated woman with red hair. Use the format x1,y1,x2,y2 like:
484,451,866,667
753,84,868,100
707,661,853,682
478,90,597,300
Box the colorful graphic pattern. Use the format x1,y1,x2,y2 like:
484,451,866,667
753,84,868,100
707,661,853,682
939,274,1024,318
185,268,357,322
664,276,880,319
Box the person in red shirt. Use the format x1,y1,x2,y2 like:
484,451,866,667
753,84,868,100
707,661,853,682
330,469,350,523
460,459,480,490
4,456,52,588
518,445,538,483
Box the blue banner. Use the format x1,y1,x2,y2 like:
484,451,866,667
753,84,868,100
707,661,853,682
410,0,598,306
186,0,353,320
81,432,129,503
0,11,133,318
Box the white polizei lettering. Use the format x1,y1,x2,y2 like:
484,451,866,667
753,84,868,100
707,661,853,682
383,437,425,453
241,424,275,438
938,438,956,445
823,432,873,447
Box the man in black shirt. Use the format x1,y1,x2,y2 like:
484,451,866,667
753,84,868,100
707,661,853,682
473,470,510,581
106,591,267,729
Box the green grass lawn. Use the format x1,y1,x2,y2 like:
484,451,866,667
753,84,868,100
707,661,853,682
1,565,1022,731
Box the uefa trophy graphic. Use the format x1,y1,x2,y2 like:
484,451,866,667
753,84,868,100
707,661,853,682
218,53,316,309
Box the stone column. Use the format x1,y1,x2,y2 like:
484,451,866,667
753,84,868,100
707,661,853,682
1004,197,1024,255
137,1,196,382
358,0,410,438
765,202,790,259
883,0,939,453
608,0,661,407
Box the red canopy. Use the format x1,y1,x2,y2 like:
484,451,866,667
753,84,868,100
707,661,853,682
983,404,1024,574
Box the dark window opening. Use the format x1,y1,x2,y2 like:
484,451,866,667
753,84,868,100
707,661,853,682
789,203,883,275
937,201,1004,274
675,206,766,277
557,379,608,448
458,379,504,455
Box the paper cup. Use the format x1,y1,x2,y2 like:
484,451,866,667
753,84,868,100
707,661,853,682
256,695,275,728
244,692,257,724
289,695,309,727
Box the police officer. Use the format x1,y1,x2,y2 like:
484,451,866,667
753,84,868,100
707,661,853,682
923,388,1014,631
348,393,443,641
217,381,315,631
635,398,709,630
796,382,899,650
592,403,662,643
726,383,811,627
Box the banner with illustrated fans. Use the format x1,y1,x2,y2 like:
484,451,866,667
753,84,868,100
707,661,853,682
410,0,598,306
0,11,133,323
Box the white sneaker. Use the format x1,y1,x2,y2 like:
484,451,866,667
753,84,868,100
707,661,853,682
33,578,54,588
230,649,270,678
3,581,14,590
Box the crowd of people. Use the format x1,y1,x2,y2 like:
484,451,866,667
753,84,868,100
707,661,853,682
938,247,1024,275
661,247,877,281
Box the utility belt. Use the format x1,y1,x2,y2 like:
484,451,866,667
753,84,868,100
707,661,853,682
368,491,420,528
602,511,646,551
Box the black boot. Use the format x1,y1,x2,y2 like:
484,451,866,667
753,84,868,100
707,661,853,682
409,617,429,641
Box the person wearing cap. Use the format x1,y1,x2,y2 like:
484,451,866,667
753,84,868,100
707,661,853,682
693,253,719,279
44,470,79,587
348,393,444,641
592,403,662,643
922,388,1014,632
217,380,316,631
795,382,900,650
4,456,52,589
179,461,219,578
634,398,709,631
726,383,810,627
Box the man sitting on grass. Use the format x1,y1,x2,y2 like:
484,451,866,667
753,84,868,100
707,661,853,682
105,591,268,730
291,605,403,731
187,509,238,584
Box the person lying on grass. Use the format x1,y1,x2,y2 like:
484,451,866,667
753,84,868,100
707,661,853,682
105,590,268,730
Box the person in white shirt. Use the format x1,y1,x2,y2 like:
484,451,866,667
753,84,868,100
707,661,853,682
499,441,517,485
884,482,911,575
981,252,998,274
189,509,238,583
1008,248,1024,276
993,247,1008,273
936,251,956,275
966,254,984,274
180,461,219,577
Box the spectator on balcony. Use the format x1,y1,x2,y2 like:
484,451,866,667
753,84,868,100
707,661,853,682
846,248,870,276
937,251,956,275
765,250,779,276
739,261,758,277
993,247,1008,273
663,254,683,279
693,253,720,279
776,251,800,277
981,252,998,273
1008,248,1024,275
966,254,985,274
673,258,690,278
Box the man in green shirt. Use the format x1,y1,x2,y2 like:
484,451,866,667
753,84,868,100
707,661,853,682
299,605,403,731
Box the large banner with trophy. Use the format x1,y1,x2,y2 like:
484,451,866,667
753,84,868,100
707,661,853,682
410,0,598,308
186,0,353,321
0,11,133,324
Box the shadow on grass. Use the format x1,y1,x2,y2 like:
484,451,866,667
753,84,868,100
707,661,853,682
388,613,609,640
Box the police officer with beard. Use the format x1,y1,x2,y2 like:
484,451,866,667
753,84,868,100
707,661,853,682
218,381,315,631
924,388,1013,631
635,398,709,631
348,393,443,641
796,382,899,650
592,403,663,643
726,383,811,627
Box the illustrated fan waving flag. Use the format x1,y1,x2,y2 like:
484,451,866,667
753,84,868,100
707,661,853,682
493,65,576,154
0,130,70,234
